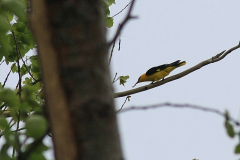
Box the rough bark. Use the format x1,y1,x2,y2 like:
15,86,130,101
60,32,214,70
30,0,122,160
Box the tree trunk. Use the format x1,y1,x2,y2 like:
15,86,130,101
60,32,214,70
30,0,122,160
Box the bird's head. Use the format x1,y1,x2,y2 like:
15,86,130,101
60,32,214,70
132,74,146,87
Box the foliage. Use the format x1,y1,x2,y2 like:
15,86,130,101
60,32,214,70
0,0,118,159
104,0,115,28
224,111,240,154
0,0,47,159
119,75,129,86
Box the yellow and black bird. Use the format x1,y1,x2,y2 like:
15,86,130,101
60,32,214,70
133,60,186,87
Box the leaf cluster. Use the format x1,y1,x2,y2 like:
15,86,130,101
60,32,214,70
104,0,115,28
0,0,121,159
0,0,47,159
224,111,240,154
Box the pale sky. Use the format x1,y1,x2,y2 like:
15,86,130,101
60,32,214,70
109,0,240,160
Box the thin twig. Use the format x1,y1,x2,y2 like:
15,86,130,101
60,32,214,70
12,127,26,132
35,88,43,98
108,0,137,47
116,96,131,113
12,32,22,97
112,72,118,83
0,106,8,115
109,38,116,65
119,102,240,126
118,36,121,51
0,59,5,65
114,41,240,98
2,65,14,88
111,1,132,18
0,103,6,110
9,120,16,129
19,51,36,81
17,129,48,160
30,78,42,85
12,31,22,157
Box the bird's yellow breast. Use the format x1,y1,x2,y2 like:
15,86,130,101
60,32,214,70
133,61,186,87
138,66,177,82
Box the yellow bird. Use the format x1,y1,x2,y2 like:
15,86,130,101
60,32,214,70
133,60,186,87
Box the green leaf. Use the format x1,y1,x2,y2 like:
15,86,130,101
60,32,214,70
5,11,14,22
20,33,35,48
0,143,12,160
0,89,20,109
0,14,11,54
32,142,49,153
235,144,240,153
20,85,42,114
0,116,8,130
28,152,46,160
12,21,25,33
23,77,31,84
20,64,29,75
224,121,235,138
119,75,129,86
0,14,11,33
25,115,48,139
105,0,115,6
11,63,17,73
1,0,26,21
106,17,114,28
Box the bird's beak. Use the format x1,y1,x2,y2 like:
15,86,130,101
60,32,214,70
132,75,142,87
132,81,138,88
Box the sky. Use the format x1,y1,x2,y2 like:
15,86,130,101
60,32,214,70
108,0,240,160
1,0,240,160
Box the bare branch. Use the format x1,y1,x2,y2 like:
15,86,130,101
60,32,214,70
11,31,22,157
109,37,116,65
111,1,132,19
0,59,5,66
35,88,43,98
30,78,42,85
118,36,121,51
114,41,240,98
119,102,240,126
12,31,22,98
108,0,137,47
19,49,36,81
116,96,131,113
2,65,13,88
112,72,118,83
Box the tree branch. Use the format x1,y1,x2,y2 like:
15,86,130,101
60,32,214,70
0,59,5,66
108,0,137,47
2,65,13,88
11,31,22,157
118,102,240,126
110,1,132,19
116,96,131,113
19,50,36,81
109,36,116,65
18,131,48,160
30,78,42,85
112,72,118,83
114,41,240,98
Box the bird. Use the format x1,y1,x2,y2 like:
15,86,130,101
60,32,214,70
132,60,186,87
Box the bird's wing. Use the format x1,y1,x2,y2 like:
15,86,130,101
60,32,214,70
145,64,168,76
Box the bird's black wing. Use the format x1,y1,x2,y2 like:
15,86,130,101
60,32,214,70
146,64,168,76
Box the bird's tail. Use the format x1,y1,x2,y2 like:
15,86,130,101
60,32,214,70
169,60,186,67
